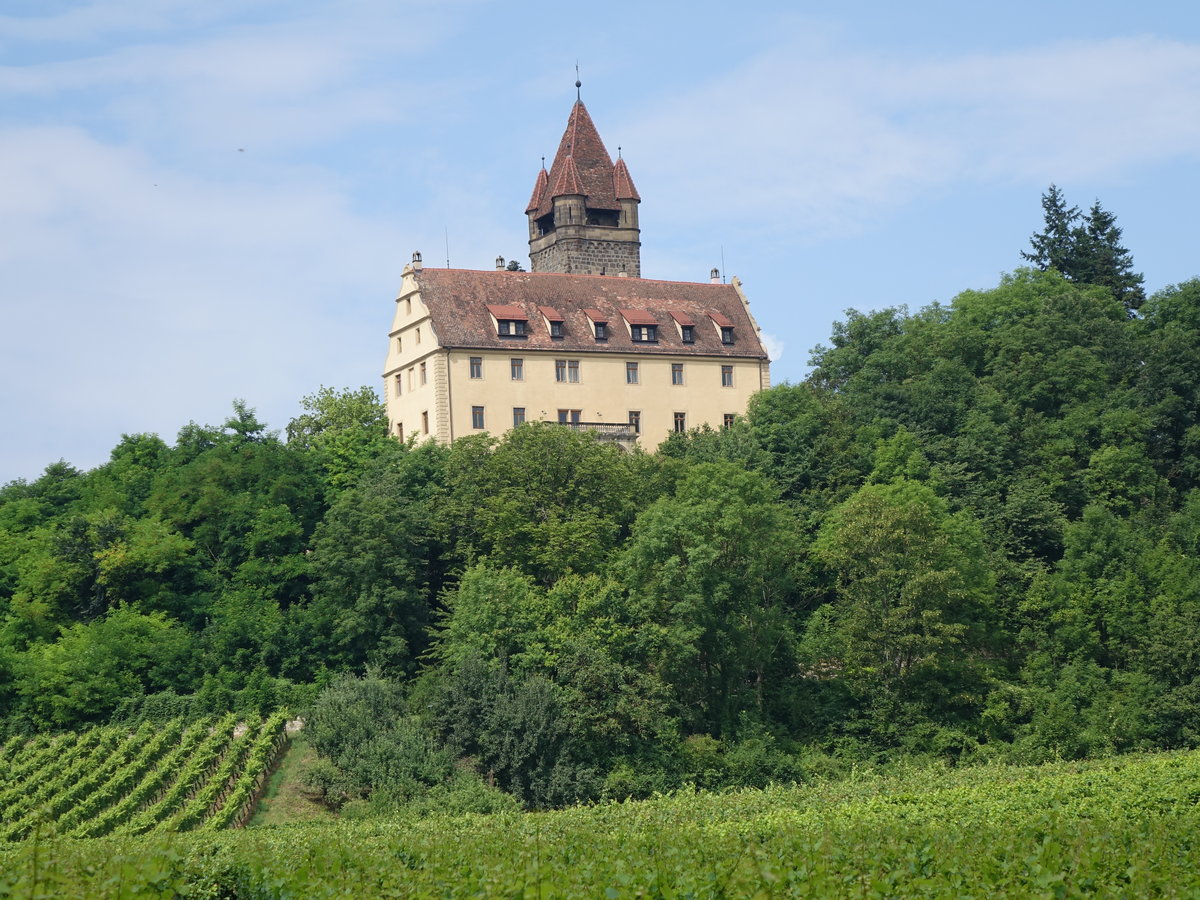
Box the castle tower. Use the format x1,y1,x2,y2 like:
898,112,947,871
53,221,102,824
526,99,641,277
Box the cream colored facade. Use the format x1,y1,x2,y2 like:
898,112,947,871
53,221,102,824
383,263,770,449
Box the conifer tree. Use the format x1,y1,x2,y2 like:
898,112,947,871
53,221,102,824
1023,186,1145,313
1022,184,1080,274
1073,200,1146,311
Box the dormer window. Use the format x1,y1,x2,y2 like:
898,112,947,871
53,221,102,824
487,304,529,338
585,308,608,341
539,305,565,339
710,312,736,345
670,311,696,344
621,310,659,343
498,319,526,336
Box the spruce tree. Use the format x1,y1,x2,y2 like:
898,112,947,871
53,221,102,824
1023,186,1145,313
1022,184,1080,273
1073,200,1146,312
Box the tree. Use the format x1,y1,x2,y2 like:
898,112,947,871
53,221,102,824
293,444,445,679
618,462,801,735
1022,186,1144,312
286,386,392,493
807,475,997,730
1022,184,1080,274
1073,200,1146,311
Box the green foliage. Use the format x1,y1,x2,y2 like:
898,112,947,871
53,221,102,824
5,750,1200,896
808,476,996,733
1022,184,1145,311
285,385,392,493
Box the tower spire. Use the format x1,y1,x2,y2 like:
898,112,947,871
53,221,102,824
526,96,641,277
575,63,581,101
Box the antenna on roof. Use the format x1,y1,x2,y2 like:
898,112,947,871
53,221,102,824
541,155,546,170
720,246,727,284
575,63,581,101
444,227,450,269
617,145,622,159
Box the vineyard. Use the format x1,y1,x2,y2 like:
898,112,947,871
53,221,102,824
3,747,1200,897
0,711,288,843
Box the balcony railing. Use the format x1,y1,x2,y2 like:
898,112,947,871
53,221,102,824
554,421,639,446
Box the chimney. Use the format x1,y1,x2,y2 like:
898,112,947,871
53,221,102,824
496,256,506,270
710,267,720,284
412,251,423,271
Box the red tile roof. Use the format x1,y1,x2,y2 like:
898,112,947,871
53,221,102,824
486,303,527,320
413,269,766,360
709,312,735,328
620,308,659,326
529,101,637,219
670,311,696,326
613,157,640,201
525,168,549,215
538,305,564,322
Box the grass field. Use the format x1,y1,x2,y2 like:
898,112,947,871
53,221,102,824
2,747,1200,897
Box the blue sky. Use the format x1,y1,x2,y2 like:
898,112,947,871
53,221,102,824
2,0,1199,482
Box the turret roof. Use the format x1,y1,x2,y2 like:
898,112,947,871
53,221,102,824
528,100,636,218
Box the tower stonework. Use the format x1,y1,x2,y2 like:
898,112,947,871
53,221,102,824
526,101,641,277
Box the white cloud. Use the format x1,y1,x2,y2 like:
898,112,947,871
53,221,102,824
625,35,1200,241
0,124,404,478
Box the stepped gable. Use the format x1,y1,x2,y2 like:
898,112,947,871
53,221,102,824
413,268,766,359
529,101,624,218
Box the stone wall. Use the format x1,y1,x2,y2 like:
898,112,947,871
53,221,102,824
531,237,641,278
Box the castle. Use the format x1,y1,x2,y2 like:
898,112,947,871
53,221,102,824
382,95,770,448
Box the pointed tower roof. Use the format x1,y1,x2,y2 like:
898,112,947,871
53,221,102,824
525,166,549,214
530,100,629,218
613,157,640,201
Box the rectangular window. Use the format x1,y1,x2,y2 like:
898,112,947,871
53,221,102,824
625,361,639,384
723,413,736,429
421,411,429,434
420,362,427,386
671,363,684,385
396,422,404,439
550,320,564,338
396,335,402,352
469,356,482,379
721,326,734,345
721,364,734,387
471,406,485,429
681,325,695,343
557,409,582,425
415,327,421,344
555,359,567,382
567,359,580,383
513,407,526,427
674,412,687,433
408,367,414,390
394,374,402,397
631,324,658,342
628,410,641,434
511,358,523,380
498,319,527,336
406,298,412,315
595,322,607,340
